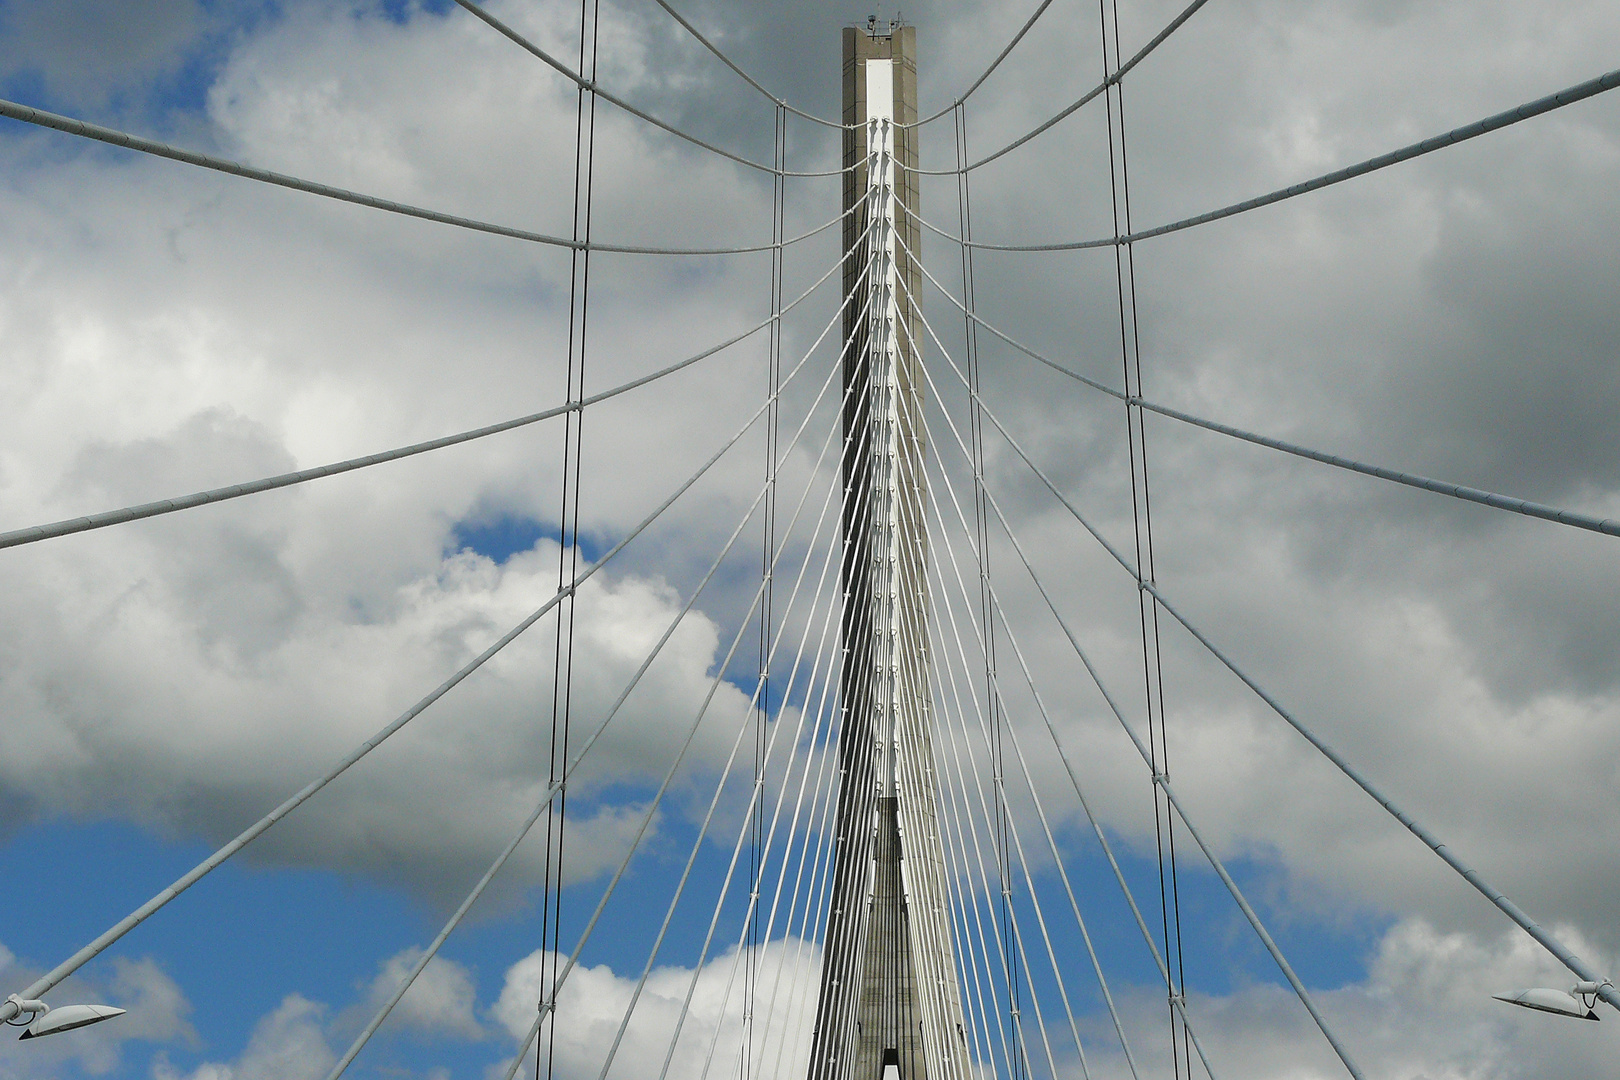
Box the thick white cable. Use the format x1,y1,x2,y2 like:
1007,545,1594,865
909,66,1620,240
897,266,1367,1079
679,369,886,1080
584,290,882,1080
452,0,846,177
917,433,1128,1080
910,0,1060,129
499,342,865,1080
876,390,1036,1078
0,318,831,1023
885,422,1068,1080
0,99,859,255
0,220,862,552
330,267,874,1076
913,356,1213,1079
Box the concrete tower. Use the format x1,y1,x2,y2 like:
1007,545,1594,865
808,24,969,1080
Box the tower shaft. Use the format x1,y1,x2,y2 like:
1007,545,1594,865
808,26,968,1080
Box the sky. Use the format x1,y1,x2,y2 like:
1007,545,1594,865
0,0,1618,1078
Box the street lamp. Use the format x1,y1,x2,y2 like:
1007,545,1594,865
1492,980,1610,1021
5,996,127,1040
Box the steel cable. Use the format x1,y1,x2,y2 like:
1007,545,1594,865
0,98,864,255
452,0,848,177
0,217,867,553
907,65,1620,243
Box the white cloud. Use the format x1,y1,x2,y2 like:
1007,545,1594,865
153,994,335,1080
347,947,483,1042
493,937,822,1080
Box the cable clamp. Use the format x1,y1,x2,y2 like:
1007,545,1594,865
1573,979,1614,1007
4,996,47,1024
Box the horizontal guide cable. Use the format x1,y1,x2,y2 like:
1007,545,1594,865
0,215,871,552
906,247,1620,539
454,0,846,176
0,99,861,256
909,64,1620,244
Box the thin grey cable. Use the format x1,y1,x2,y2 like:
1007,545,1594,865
0,219,863,553
326,381,788,1080
497,325,872,1080
574,286,881,1080
645,0,846,130
914,402,1142,1080
910,65,1620,242
909,0,1063,129
336,183,859,1080
914,262,1617,1033
905,253,1620,541
928,638,1021,1080
681,486,859,1080
905,480,1077,1080
676,365,885,1080
452,0,846,177
0,321,821,1025
919,348,1362,1080
900,269,1218,1072
890,307,1096,1080
891,261,1253,1079
0,98,860,255
904,0,1212,161
877,398,1047,1080
927,376,1220,1077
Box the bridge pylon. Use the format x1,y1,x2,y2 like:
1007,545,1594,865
807,24,970,1080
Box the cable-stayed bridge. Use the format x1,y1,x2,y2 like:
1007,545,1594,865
1,2,1618,1078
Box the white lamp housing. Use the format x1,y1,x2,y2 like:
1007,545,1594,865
1492,987,1600,1021
19,1004,127,1040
